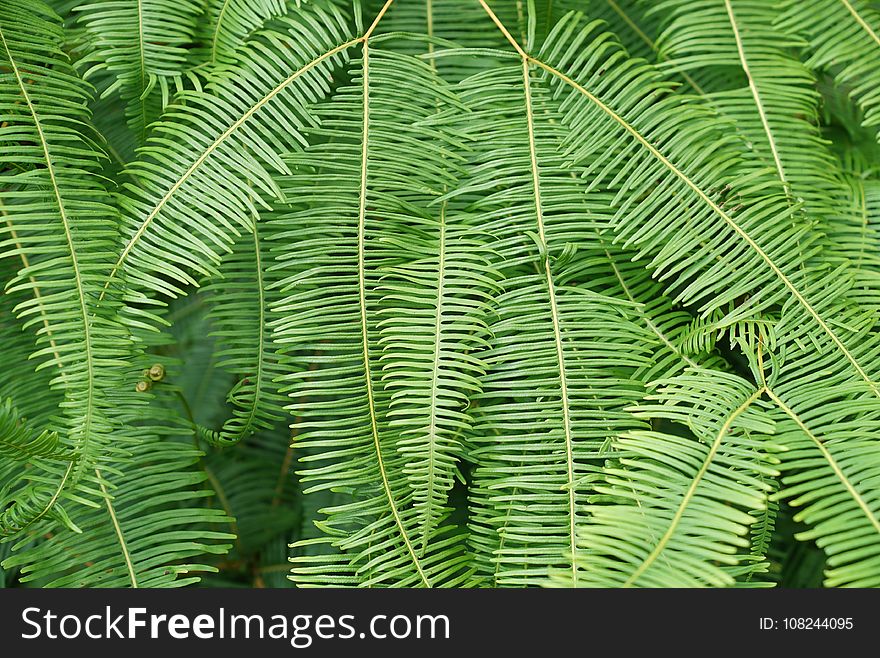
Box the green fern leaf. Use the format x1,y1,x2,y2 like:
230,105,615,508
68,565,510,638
0,0,132,535
778,0,880,141
76,0,205,139
560,369,780,587
274,45,477,587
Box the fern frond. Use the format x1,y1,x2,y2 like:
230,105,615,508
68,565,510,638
76,0,204,139
2,436,234,587
765,335,880,587
469,281,653,586
0,0,131,534
108,1,354,306
746,475,779,585
559,369,779,588
201,0,290,66
0,398,64,461
274,44,475,587
654,0,845,224
778,0,880,140
377,226,500,548
198,221,286,446
527,12,879,401
444,61,654,586
0,257,62,435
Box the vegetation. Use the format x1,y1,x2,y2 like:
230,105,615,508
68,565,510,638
1,0,879,588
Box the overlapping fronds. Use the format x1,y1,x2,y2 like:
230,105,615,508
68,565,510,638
445,60,654,585
111,0,354,303
468,281,652,586
654,0,844,223
377,226,499,546
765,319,880,587
0,0,128,534
768,394,880,587
199,223,286,446
273,44,476,587
201,0,291,66
778,0,880,140
2,0,880,590
3,436,234,587
558,369,779,587
76,0,204,139
0,398,64,461
533,12,878,403
563,246,729,382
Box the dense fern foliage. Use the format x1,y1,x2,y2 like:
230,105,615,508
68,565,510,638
1,0,879,588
